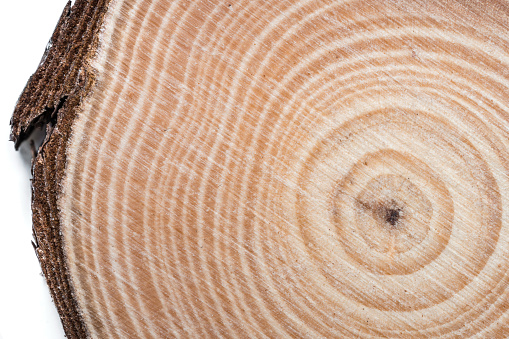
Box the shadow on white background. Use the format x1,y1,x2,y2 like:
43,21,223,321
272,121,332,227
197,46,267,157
0,1,71,338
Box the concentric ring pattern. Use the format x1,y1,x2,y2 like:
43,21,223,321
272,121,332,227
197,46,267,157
60,0,509,337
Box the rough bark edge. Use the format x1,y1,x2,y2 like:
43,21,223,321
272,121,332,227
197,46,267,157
11,1,112,337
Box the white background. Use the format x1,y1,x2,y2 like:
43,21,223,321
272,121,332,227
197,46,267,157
0,1,70,338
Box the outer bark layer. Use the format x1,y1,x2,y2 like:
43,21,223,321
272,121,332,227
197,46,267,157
11,1,111,337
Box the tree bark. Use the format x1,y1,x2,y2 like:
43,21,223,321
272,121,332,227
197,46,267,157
11,0,509,338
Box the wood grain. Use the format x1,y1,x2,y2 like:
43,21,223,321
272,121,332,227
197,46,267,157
12,0,509,337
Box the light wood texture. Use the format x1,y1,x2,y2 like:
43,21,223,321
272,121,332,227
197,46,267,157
12,0,509,337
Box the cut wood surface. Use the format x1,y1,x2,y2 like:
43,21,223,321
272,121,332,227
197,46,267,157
11,0,509,338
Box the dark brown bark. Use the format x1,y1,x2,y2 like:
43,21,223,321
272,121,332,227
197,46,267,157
11,1,111,337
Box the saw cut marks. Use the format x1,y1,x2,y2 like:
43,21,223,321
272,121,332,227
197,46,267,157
17,0,509,337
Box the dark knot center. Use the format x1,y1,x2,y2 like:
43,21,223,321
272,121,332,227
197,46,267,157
385,207,402,227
